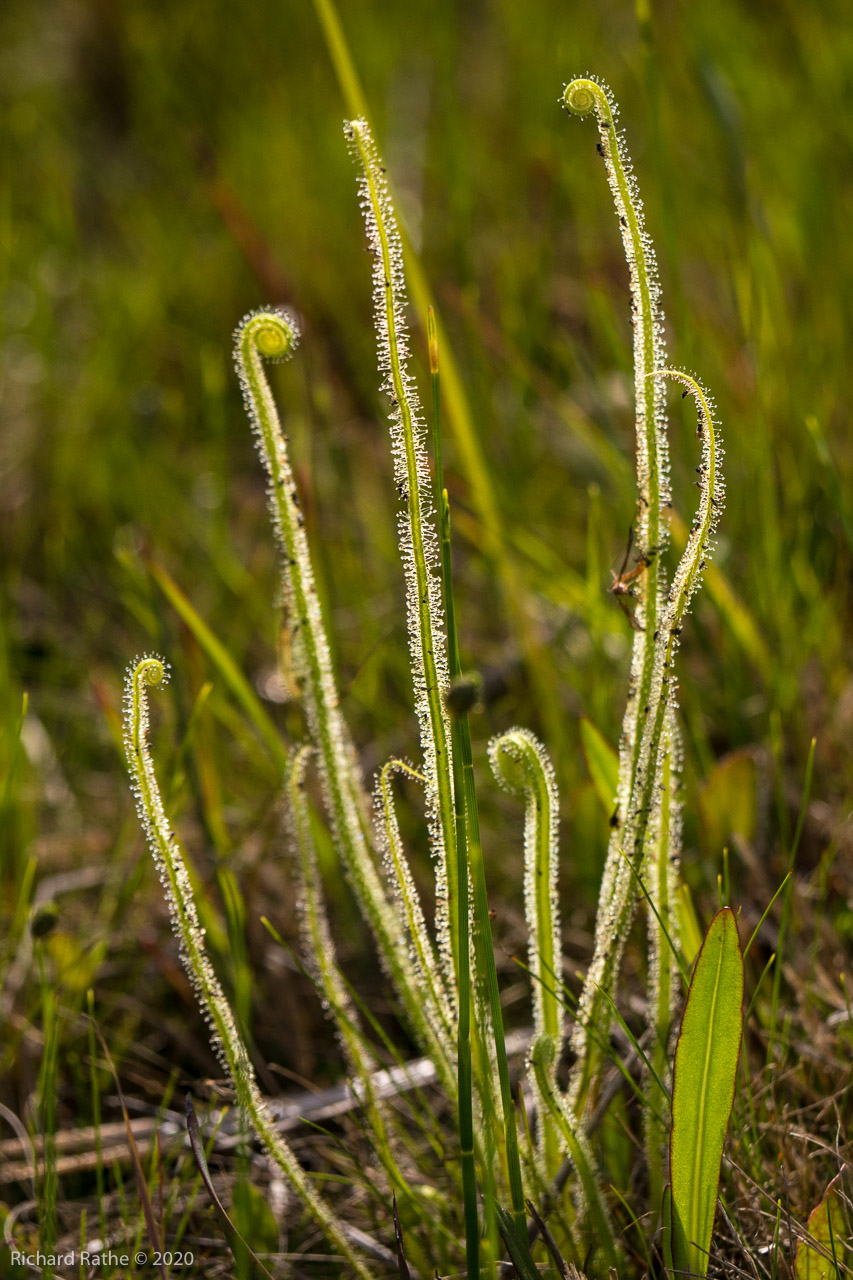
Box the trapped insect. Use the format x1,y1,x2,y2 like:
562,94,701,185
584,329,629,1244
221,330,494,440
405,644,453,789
609,524,648,631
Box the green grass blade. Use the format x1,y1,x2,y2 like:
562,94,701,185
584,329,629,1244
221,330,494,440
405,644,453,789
530,1035,619,1272
769,738,816,1059
462,732,529,1238
147,559,287,770
743,873,791,960
670,907,744,1278
185,1097,276,1280
579,717,619,816
661,1182,674,1273
495,1203,544,1280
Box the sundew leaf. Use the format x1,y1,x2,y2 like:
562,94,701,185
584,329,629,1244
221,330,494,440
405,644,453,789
796,1172,850,1280
579,716,619,815
562,77,725,1124
670,907,744,1278
124,658,374,1280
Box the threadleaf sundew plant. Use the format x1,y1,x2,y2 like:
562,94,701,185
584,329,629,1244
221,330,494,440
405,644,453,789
124,76,728,1278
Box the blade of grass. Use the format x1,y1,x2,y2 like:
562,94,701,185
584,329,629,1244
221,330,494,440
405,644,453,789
796,1172,849,1280
86,989,108,1247
432,311,535,1257
147,559,287,770
743,874,791,960
744,952,776,1026
35,943,59,1255
91,1022,169,1280
768,739,816,1061
0,692,28,830
589,980,670,1113
185,1097,276,1280
617,847,689,986
431,307,481,1278
579,717,619,815
495,1203,544,1280
526,1200,571,1280
392,1193,414,1280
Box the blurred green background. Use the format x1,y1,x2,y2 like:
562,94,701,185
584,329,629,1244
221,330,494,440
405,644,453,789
2,0,852,1114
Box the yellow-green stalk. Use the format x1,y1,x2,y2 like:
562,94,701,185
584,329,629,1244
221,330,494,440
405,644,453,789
123,656,374,1280
489,728,563,1178
345,120,459,992
561,77,725,1121
234,308,452,1068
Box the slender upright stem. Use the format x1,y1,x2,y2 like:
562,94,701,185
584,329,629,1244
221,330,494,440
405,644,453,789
431,311,528,1253
123,657,374,1280
429,309,482,1278
646,709,682,1208
234,309,445,1067
489,728,563,1176
347,121,459,989
562,78,724,1121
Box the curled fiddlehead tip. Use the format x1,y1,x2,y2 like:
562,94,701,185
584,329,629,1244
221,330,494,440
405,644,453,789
124,656,170,745
561,76,615,121
530,1029,558,1071
122,654,170,802
488,727,541,796
131,654,168,690
235,307,300,364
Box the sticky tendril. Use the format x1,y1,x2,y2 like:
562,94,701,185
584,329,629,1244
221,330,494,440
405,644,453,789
123,656,374,1280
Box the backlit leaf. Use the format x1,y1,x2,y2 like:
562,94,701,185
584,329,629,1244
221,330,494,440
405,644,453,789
796,1172,849,1280
670,907,744,1278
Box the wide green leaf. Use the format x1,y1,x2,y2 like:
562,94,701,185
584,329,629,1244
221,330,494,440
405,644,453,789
670,907,744,1277
796,1172,849,1280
